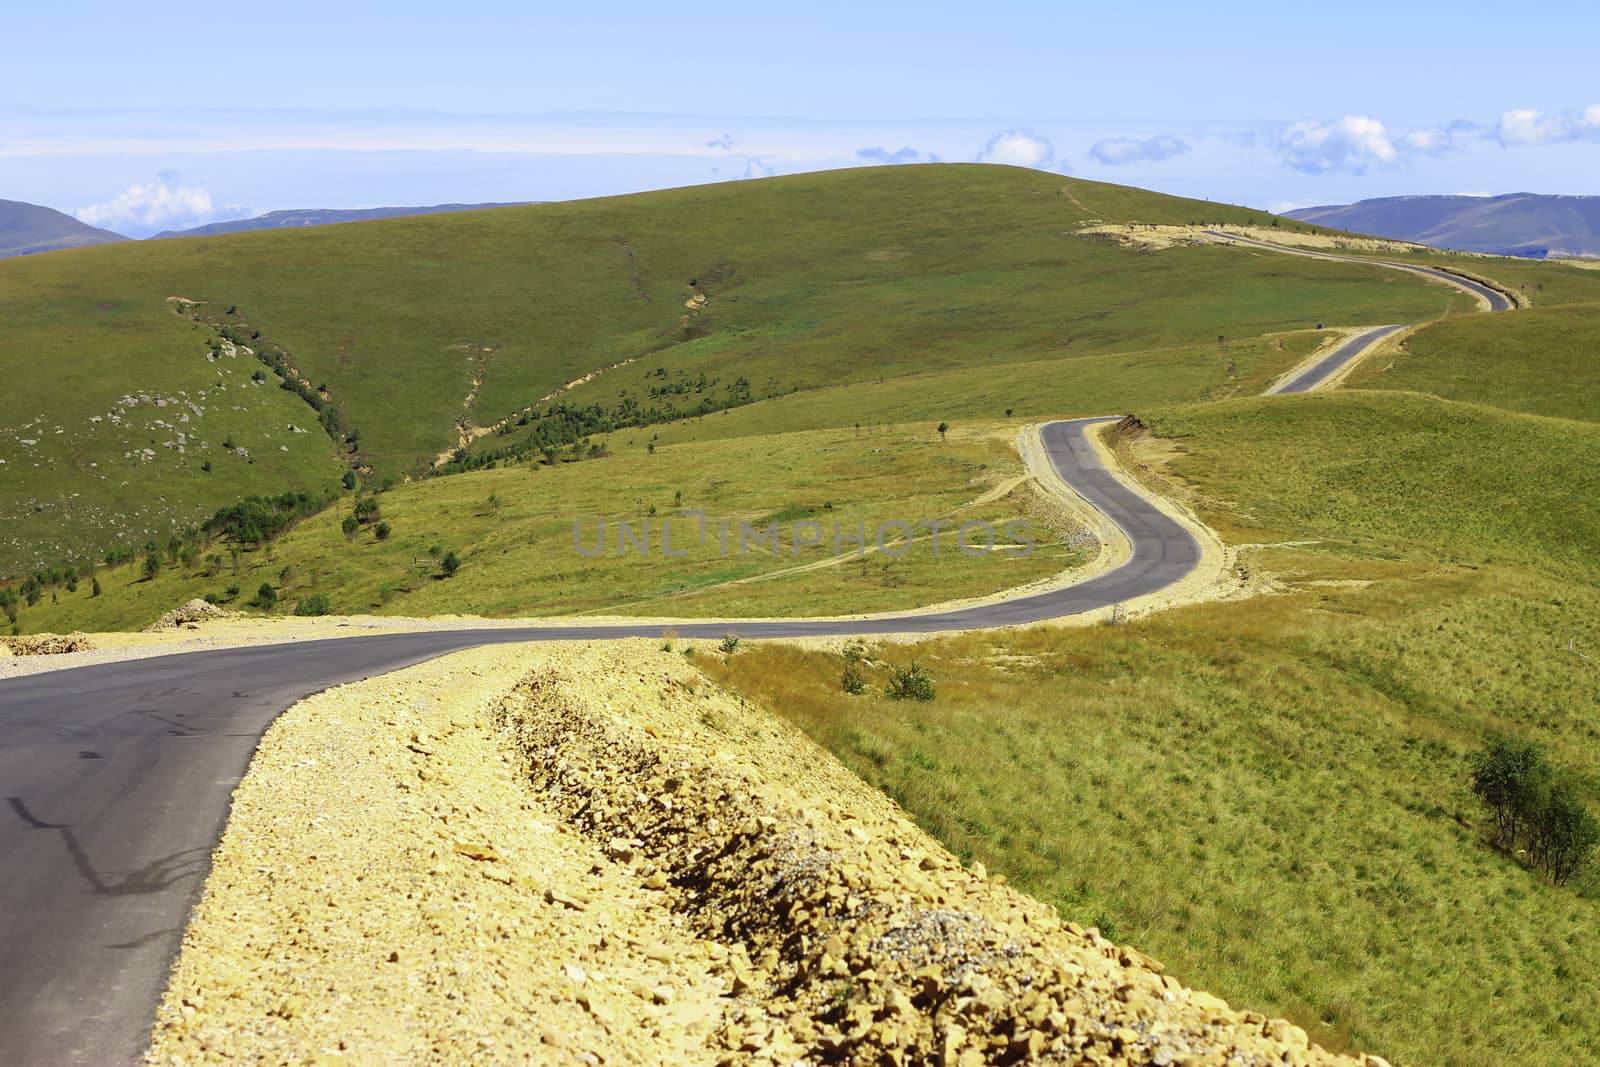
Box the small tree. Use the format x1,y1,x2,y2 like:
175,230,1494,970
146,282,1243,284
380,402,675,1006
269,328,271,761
252,582,277,609
91,577,102,598
375,520,392,541
937,422,949,442
888,661,935,701
841,664,866,695
341,470,358,491
142,554,161,582
440,551,461,577
342,515,360,541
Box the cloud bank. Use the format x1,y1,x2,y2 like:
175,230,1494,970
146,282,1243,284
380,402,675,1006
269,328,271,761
856,146,938,165
1496,105,1600,146
75,171,240,235
1088,134,1190,167
975,129,1054,169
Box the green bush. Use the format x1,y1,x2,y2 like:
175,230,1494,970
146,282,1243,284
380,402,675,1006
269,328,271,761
251,582,277,609
440,551,461,577
341,515,360,541
720,634,741,654
375,520,392,541
841,664,867,695
294,593,333,617
142,554,161,581
887,661,935,701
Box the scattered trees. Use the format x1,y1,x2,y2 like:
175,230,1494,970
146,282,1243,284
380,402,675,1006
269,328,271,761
1471,739,1599,887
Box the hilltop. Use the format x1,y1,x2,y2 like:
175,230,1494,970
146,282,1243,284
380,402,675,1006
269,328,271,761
1287,192,1600,258
0,198,127,258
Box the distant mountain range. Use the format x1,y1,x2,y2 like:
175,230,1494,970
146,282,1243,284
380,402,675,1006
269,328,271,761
153,203,530,239
1285,193,1600,259
0,200,127,258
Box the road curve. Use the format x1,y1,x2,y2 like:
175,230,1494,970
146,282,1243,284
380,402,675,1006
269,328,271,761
1,236,1519,1065
1269,324,1411,395
1,415,1203,1066
1205,231,1517,312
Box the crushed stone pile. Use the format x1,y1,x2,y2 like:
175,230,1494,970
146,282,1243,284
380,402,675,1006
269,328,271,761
3,632,95,656
145,598,232,632
497,659,1380,1067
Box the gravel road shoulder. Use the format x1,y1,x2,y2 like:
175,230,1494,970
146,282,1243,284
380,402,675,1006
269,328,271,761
148,641,1389,1066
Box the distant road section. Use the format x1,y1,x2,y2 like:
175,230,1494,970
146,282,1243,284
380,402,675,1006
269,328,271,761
1268,324,1410,395
1205,231,1517,312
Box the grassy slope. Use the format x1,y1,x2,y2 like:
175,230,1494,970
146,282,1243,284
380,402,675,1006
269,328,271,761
0,166,1470,576
703,391,1600,1066
1352,303,1600,424
18,423,1083,632
0,285,345,574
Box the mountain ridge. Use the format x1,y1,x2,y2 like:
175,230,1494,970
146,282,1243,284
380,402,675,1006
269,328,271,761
0,199,128,258
1286,192,1600,258
153,202,533,238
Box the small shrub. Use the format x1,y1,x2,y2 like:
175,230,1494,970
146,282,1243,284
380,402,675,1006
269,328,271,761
251,582,277,609
294,593,333,617
719,634,741,655
142,554,161,582
888,661,935,701
440,551,461,577
841,664,867,695
342,516,360,541
91,577,102,598
341,470,358,491
375,520,392,541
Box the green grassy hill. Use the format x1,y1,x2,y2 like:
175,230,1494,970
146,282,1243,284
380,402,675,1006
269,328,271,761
1352,302,1600,423
1,165,1472,577
704,388,1600,1066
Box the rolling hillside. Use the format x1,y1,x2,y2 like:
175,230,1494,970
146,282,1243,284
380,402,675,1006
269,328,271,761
1288,193,1600,258
0,199,127,258
0,165,1476,577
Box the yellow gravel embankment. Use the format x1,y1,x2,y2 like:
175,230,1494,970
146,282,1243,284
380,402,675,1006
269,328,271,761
150,641,1391,1066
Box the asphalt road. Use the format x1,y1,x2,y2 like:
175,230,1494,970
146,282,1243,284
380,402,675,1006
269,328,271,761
0,415,1203,1066
0,236,1518,1064
1204,231,1517,312
1269,324,1411,395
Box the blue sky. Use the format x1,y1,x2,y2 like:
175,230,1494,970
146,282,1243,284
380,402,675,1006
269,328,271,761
5,0,1599,236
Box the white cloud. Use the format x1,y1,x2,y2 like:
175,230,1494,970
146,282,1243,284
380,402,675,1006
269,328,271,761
1265,198,1325,215
706,132,736,150
975,129,1054,169
856,146,938,165
1088,134,1190,167
741,157,776,179
75,171,238,234
1495,105,1600,146
1276,116,1397,175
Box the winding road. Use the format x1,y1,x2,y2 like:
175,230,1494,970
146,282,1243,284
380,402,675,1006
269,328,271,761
0,236,1516,1065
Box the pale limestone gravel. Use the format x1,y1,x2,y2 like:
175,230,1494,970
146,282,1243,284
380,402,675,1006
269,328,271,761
148,641,1393,1067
